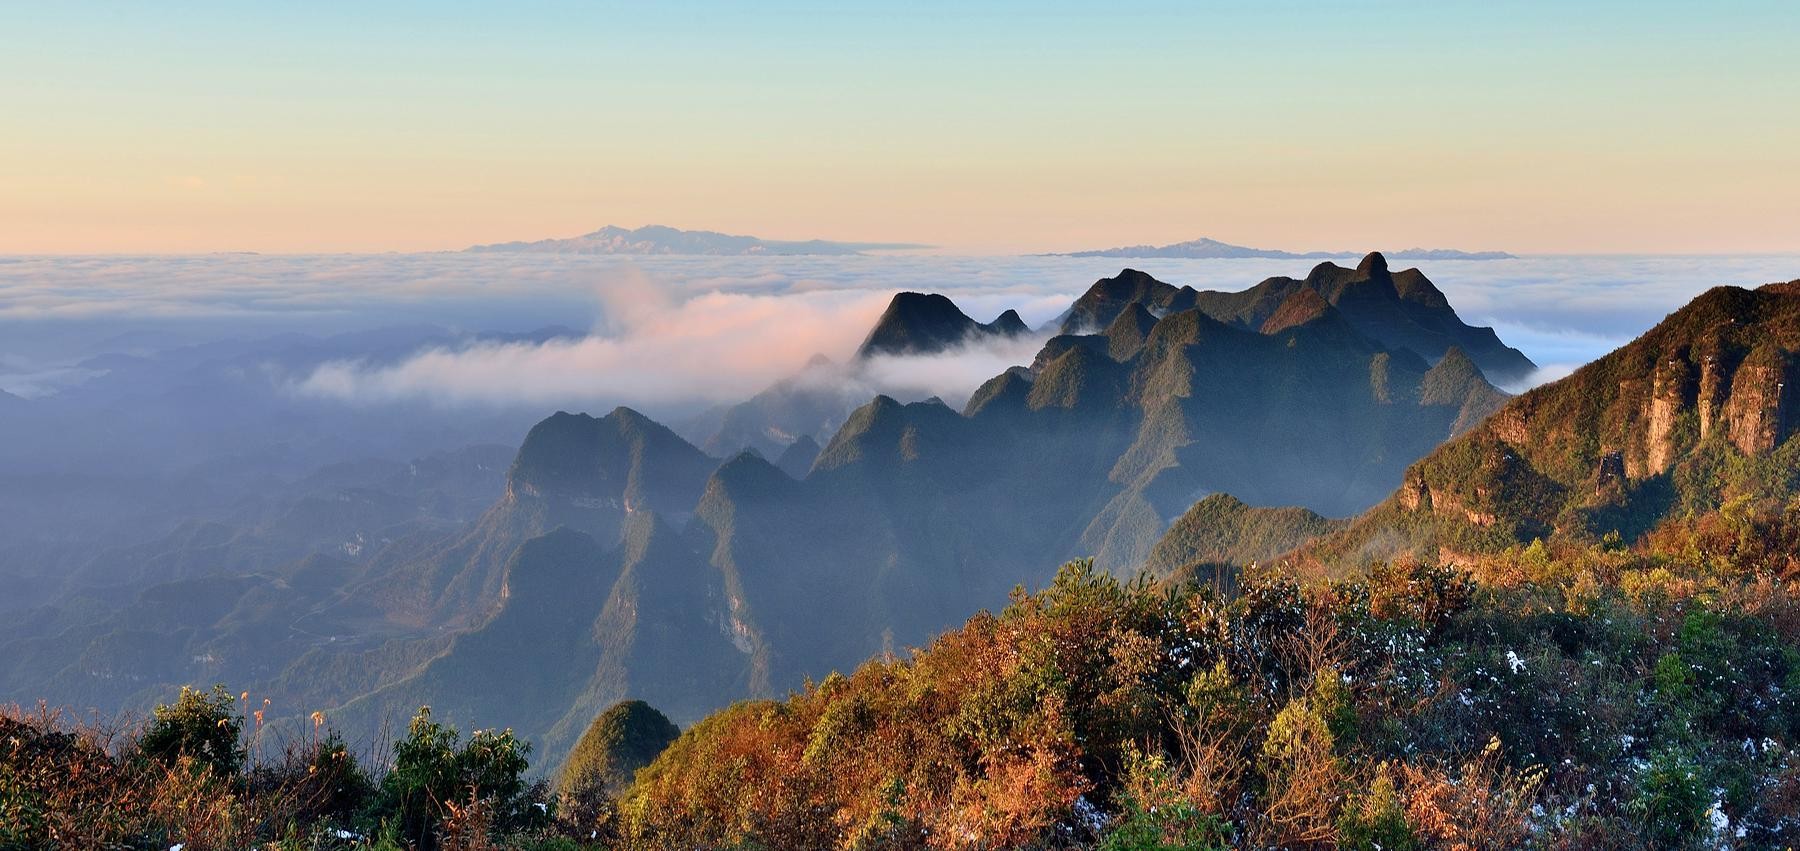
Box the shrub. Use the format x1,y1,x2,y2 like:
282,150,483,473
1100,748,1233,851
0,704,149,848
370,706,546,850
1629,748,1709,847
1337,763,1416,851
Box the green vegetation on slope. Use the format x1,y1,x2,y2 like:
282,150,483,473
1144,493,1347,581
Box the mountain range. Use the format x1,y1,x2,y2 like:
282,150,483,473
682,253,1532,463
461,226,1510,262
1055,236,1514,261
1,252,1631,772
465,225,929,256
310,254,1517,763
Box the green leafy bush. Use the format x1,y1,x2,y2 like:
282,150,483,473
138,684,245,777
369,705,547,850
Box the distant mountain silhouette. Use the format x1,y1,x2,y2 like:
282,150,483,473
465,224,928,256
1054,237,1512,261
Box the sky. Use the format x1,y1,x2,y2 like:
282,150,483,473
3,1,1799,255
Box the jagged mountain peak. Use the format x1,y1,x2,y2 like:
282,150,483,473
1101,302,1160,360
1422,344,1480,382
506,406,716,529
1141,306,1239,351
700,450,796,506
1059,268,1198,334
1177,258,1533,382
1143,492,1346,579
1027,342,1129,412
1355,250,1390,278
1110,301,1159,332
856,292,1030,359
963,367,1035,419
811,393,971,472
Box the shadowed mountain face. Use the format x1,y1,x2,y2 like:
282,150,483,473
1060,254,1536,384
1292,278,1800,572
343,407,719,628
328,513,748,766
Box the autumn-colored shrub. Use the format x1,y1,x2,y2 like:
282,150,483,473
1395,739,1542,851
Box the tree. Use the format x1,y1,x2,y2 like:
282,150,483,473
371,706,543,850
138,685,244,778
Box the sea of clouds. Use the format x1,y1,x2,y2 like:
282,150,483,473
4,251,1800,411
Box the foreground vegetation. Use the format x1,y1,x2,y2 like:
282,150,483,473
1,691,564,851
9,499,1800,849
621,499,1800,849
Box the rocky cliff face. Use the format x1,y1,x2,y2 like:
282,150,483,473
1639,355,1692,477
1621,341,1796,479
1725,344,1796,456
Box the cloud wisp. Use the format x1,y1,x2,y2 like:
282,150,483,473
296,280,889,409
294,266,1054,413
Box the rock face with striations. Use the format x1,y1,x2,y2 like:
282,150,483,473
1724,343,1796,456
